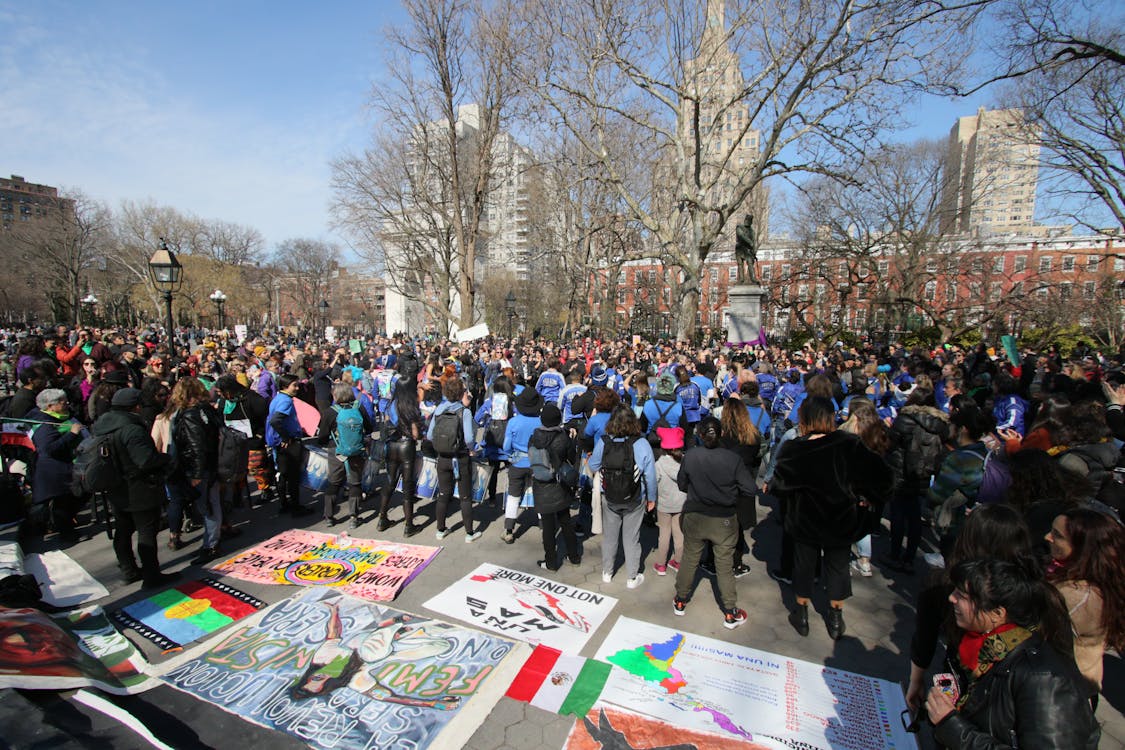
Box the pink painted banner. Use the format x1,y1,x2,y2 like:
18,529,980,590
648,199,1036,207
210,529,440,601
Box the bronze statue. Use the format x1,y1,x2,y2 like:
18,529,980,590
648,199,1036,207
734,213,758,285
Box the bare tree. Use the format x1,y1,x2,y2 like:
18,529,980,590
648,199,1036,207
273,238,341,314
332,0,522,332
513,0,982,339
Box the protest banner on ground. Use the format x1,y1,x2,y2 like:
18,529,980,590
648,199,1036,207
423,563,617,652
111,577,266,652
211,529,440,601
592,616,916,750
24,550,108,608
0,604,157,694
159,587,525,750
566,705,771,750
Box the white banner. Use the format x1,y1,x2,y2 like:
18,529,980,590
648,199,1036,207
454,323,490,343
423,563,617,652
592,616,916,750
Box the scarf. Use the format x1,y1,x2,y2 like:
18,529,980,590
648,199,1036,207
956,623,1033,708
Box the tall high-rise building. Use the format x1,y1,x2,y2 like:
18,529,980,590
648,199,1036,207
0,174,72,227
939,107,1040,236
678,0,768,240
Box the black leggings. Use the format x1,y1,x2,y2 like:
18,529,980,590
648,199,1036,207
380,439,417,525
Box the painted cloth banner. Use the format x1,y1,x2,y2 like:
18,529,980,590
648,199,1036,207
505,644,610,717
567,706,774,750
159,587,524,750
210,529,440,602
594,617,916,750
24,550,109,608
111,577,266,652
423,563,617,652
0,605,157,694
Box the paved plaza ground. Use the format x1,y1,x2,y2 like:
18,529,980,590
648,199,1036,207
3,486,1122,749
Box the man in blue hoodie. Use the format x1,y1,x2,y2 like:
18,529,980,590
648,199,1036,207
502,388,544,543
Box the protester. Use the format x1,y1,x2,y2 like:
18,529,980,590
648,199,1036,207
651,426,686,576
266,374,313,517
427,377,482,542
26,388,84,543
315,382,374,528
529,404,581,571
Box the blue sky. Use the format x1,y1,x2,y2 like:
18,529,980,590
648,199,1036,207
2,0,1007,253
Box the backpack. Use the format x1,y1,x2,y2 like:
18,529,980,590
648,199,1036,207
332,405,366,458
601,435,642,506
529,428,561,483
375,370,398,401
216,425,250,482
431,406,466,455
646,400,674,448
71,434,119,495
487,394,510,447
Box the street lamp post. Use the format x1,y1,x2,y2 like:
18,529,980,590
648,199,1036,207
318,299,330,338
209,289,227,330
148,239,183,342
80,293,98,327
505,291,516,340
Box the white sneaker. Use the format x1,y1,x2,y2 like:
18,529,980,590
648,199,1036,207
601,571,612,584
850,559,873,577
465,531,482,543
435,529,449,540
923,552,946,569
626,574,644,589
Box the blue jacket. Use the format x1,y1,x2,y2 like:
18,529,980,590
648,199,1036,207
584,412,611,445
676,381,704,423
993,395,1029,435
642,397,683,434
503,413,541,468
588,435,658,503
473,397,511,461
265,392,302,447
745,402,771,440
535,371,565,404
426,399,475,450
557,383,588,423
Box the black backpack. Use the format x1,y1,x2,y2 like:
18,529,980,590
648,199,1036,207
646,400,674,449
601,435,642,506
431,406,466,456
71,434,120,495
216,425,250,482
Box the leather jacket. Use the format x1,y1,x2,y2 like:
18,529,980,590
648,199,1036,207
173,403,220,481
933,634,1099,749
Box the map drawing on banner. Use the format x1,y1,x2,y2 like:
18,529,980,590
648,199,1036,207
210,529,440,602
160,587,524,750
566,705,767,750
594,617,916,750
0,605,157,695
423,563,618,652
111,577,266,652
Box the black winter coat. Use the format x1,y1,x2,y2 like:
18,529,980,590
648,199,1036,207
28,409,82,502
888,404,949,497
92,408,170,512
222,390,269,450
934,634,1099,750
172,403,220,482
530,427,573,514
771,431,893,547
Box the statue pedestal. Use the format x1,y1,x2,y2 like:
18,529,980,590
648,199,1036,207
726,284,767,345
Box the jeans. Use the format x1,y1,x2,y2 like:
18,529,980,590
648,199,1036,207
855,534,872,559
674,513,738,610
325,453,364,521
435,454,474,534
601,502,645,578
191,474,221,550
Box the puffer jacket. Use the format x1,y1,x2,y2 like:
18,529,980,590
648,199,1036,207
933,634,1099,750
1057,441,1119,495
888,404,950,496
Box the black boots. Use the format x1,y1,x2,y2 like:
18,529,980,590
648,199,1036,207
788,603,810,636
826,607,846,640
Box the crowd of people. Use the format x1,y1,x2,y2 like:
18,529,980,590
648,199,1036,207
2,322,1123,748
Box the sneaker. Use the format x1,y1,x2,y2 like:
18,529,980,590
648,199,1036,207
768,568,793,585
568,556,581,566
723,607,748,630
465,531,482,543
653,563,668,576
538,560,559,572
601,571,612,584
375,517,390,532
435,528,449,540
501,531,515,544
733,563,752,578
192,547,219,565
923,552,946,569
672,596,688,616
626,574,645,589
403,523,420,538
667,559,680,572
850,559,873,577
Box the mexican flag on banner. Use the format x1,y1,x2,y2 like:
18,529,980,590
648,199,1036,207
505,644,612,717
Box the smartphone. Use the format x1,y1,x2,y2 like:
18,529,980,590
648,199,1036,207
933,672,960,703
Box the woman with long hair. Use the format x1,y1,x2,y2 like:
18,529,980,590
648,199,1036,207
841,397,895,576
771,397,893,639
926,558,1099,748
69,357,100,422
717,397,762,577
377,381,424,536
163,377,222,563
1045,507,1125,694
474,375,514,505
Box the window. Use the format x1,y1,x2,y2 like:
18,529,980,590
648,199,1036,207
1084,281,1096,299
1087,256,1099,272
1011,281,1023,297
761,265,772,281
616,289,625,304
856,283,867,300
1039,256,1052,273
990,282,1003,302
877,260,889,276
798,284,808,301
1117,258,1125,272
1014,256,1027,272
1062,255,1075,272
971,257,984,274
710,268,718,282
1060,282,1072,299
782,264,791,278
728,266,737,281
648,270,656,283
1036,285,1049,299
993,256,1004,273
926,259,938,273
924,281,937,300
855,308,866,327
815,283,826,301
945,282,957,302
